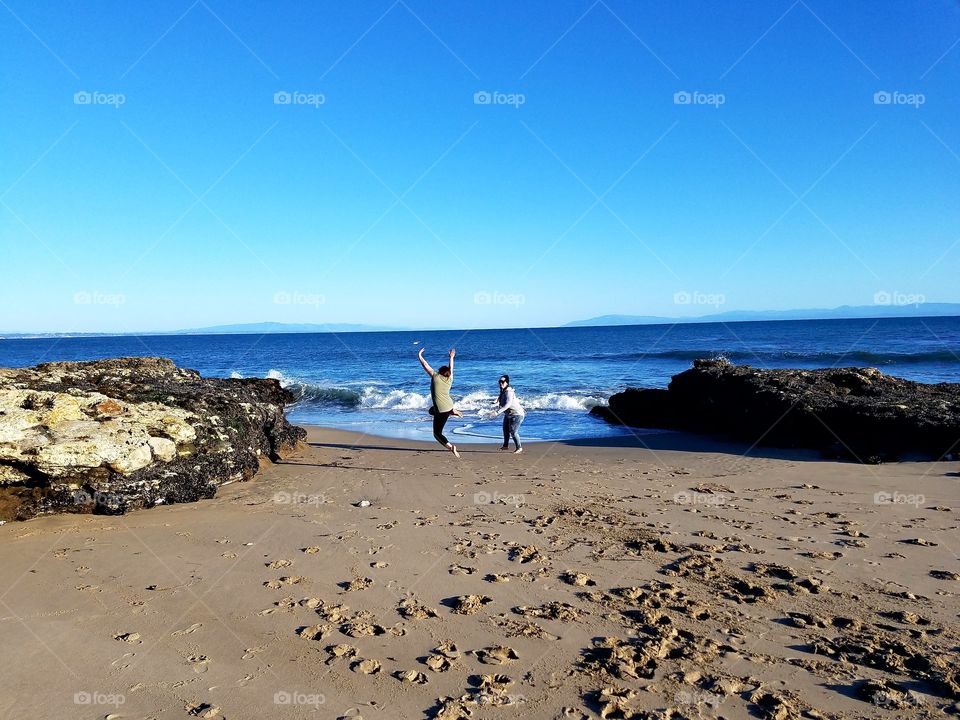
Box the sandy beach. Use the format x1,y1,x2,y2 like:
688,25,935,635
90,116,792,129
1,427,957,719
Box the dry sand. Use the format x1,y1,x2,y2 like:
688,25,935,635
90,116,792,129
0,427,957,720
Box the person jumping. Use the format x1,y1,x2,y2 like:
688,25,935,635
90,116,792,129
418,347,462,458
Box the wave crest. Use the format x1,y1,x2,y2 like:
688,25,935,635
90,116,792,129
263,369,605,413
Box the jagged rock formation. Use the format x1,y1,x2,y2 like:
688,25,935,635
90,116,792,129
592,358,960,462
0,357,306,519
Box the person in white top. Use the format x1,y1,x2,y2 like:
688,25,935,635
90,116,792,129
493,374,525,453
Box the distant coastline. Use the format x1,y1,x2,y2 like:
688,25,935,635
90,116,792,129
2,303,959,339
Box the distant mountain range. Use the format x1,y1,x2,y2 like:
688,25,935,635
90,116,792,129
565,303,960,327
2,304,958,339
180,322,401,335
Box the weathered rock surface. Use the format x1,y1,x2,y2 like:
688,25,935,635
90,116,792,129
591,358,960,462
0,357,306,520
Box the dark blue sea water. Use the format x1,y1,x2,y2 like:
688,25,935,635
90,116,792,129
1,317,958,443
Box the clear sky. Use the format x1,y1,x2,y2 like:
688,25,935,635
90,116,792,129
1,1,958,333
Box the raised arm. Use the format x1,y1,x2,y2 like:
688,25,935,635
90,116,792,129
418,348,435,377
447,348,455,379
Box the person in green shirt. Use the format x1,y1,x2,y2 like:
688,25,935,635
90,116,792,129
418,347,462,458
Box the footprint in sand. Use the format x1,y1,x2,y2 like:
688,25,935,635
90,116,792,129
448,595,492,615
398,597,439,620
449,564,477,575
263,575,306,589
188,654,209,673
316,602,351,623
186,702,221,718
351,657,381,674
931,569,960,581
434,641,460,658
340,620,387,638
302,546,321,554
172,623,202,636
423,641,460,672
339,577,373,592
508,545,548,564
325,644,358,664
297,623,333,640
371,561,389,569
879,610,931,626
113,632,141,644
425,655,452,672
430,696,474,720
901,537,938,546
491,616,558,640
266,559,292,569
560,572,595,587
514,601,584,622
595,687,638,719
472,673,518,706
473,646,519,665
393,669,429,684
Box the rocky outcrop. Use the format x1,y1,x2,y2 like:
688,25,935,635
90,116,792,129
0,357,306,520
591,359,960,462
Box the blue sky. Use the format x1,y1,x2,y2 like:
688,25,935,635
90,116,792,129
1,1,958,333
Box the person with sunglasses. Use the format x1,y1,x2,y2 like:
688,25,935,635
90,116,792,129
493,374,525,454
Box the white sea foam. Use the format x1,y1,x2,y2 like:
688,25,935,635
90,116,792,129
263,369,605,413
359,387,429,410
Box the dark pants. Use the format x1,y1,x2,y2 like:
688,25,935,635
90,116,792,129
433,410,454,446
502,413,523,449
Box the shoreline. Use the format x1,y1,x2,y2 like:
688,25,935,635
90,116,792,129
297,425,917,464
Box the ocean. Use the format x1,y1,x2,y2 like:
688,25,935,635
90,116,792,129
2,316,958,444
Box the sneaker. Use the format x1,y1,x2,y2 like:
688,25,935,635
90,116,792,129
513,448,523,454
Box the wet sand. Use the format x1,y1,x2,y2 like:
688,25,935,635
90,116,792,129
1,427,957,719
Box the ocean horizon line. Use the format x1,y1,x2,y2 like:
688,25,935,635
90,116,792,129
3,310,960,341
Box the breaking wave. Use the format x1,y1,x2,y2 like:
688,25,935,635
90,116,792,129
262,369,604,413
